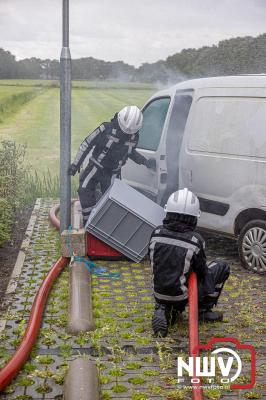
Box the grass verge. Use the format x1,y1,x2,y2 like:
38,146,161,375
0,89,42,123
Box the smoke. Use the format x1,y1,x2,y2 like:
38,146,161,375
133,60,188,89
153,67,188,90
84,58,189,88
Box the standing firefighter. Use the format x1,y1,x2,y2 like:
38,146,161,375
149,188,230,337
68,106,155,224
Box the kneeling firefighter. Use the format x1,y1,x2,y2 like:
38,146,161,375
149,188,230,337
68,106,155,224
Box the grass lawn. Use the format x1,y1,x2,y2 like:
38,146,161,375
0,86,39,102
0,80,155,174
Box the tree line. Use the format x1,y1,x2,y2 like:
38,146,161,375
1,33,266,83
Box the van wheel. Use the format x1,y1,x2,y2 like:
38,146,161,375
238,220,266,274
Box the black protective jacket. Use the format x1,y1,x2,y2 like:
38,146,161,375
149,217,210,303
73,116,147,172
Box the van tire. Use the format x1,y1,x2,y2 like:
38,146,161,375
238,220,266,274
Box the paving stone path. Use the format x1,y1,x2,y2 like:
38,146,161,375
0,199,265,400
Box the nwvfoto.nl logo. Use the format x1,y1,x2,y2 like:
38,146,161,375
177,337,256,390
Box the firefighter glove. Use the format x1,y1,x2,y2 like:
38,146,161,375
68,163,78,176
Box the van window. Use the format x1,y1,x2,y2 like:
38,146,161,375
189,97,266,158
138,97,170,151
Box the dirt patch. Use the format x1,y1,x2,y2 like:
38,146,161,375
0,203,33,311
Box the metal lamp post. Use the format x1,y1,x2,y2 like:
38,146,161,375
60,0,72,232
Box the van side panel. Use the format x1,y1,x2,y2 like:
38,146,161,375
180,89,266,234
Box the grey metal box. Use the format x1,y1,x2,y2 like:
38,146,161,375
85,179,165,262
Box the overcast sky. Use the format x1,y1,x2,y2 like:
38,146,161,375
0,0,265,67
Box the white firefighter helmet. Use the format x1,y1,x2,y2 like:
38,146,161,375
164,188,201,218
117,105,143,135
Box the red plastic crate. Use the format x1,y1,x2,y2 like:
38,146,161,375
86,232,124,260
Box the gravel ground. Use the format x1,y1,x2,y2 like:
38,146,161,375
0,199,265,400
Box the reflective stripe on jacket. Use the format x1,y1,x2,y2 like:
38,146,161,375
149,226,208,301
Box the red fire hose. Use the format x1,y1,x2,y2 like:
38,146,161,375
189,271,203,400
0,256,69,391
49,204,60,230
0,206,69,391
49,199,77,231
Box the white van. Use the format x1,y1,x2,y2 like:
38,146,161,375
122,75,266,274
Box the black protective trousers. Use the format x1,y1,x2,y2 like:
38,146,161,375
155,260,230,312
78,162,118,224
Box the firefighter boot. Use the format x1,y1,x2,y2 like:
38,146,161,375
152,303,169,337
199,309,223,323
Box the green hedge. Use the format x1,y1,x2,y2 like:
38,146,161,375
0,140,27,246
0,198,12,245
0,139,79,246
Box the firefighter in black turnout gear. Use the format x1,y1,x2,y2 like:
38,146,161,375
149,188,230,337
68,106,155,224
